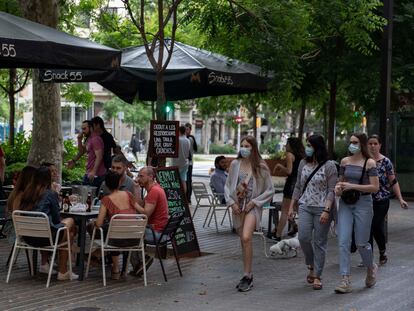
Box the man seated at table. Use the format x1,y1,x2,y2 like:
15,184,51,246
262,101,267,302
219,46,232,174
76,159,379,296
210,155,228,204
99,155,136,197
132,166,169,275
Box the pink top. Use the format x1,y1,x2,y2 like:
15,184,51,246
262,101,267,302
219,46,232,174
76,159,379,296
86,134,106,176
101,192,137,220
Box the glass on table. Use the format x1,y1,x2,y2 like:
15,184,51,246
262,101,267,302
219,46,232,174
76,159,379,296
69,194,79,206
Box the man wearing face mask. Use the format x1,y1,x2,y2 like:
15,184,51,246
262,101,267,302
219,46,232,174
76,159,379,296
334,133,379,294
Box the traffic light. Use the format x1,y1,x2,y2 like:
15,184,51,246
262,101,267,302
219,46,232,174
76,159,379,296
164,101,174,119
165,101,173,113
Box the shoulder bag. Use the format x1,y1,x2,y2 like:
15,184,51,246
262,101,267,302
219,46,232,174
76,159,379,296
301,160,327,195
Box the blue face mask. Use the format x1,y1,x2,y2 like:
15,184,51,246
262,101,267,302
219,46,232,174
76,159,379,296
305,146,314,157
348,143,361,154
240,147,251,158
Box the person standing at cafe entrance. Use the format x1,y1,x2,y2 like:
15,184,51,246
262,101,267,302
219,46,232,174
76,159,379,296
185,123,197,203
171,126,190,196
91,116,116,172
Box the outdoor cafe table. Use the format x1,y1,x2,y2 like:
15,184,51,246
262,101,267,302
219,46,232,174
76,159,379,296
60,210,99,281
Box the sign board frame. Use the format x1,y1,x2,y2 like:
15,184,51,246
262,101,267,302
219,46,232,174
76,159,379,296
149,120,179,158
155,166,201,258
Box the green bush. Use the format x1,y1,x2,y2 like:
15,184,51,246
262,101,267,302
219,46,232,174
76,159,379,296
62,139,86,184
209,143,236,154
334,139,348,161
1,133,85,185
260,138,280,155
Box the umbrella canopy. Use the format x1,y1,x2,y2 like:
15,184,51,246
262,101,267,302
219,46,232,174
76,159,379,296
0,12,120,70
40,40,270,103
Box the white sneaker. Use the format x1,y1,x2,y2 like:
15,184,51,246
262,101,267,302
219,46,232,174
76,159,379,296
39,263,57,275
57,271,79,281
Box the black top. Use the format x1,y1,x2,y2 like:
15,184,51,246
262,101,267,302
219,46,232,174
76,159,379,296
101,131,116,170
32,189,63,230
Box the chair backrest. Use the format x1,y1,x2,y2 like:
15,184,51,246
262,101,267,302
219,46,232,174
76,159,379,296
12,210,53,246
192,182,208,197
159,211,185,242
106,214,147,244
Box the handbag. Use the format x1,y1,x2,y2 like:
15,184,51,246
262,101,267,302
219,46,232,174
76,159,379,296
341,159,368,205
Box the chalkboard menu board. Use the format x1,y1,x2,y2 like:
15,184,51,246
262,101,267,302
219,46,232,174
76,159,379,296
155,167,201,257
149,120,179,158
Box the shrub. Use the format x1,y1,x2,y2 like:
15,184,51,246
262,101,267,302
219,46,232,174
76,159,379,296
62,139,86,184
209,143,236,154
334,139,348,161
1,133,85,185
260,138,281,155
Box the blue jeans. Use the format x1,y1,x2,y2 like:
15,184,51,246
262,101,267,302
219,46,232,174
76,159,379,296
337,195,374,276
298,204,331,278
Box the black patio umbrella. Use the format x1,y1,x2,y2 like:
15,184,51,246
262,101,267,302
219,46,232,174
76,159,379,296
0,12,120,70
39,39,270,103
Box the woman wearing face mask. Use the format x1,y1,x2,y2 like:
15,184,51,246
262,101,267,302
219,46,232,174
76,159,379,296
334,133,379,294
224,136,274,292
288,134,337,290
367,134,408,265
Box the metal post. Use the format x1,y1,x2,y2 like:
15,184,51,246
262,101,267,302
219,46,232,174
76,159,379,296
237,105,241,152
379,0,393,156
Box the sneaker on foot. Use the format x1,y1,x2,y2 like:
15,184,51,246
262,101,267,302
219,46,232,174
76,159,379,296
39,263,57,275
334,278,352,294
237,276,253,292
57,271,79,281
357,261,365,267
366,263,378,288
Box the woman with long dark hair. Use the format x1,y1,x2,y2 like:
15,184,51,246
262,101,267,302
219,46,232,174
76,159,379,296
272,137,305,241
7,165,37,214
288,134,337,290
18,166,78,281
367,134,408,265
224,136,274,292
334,133,379,293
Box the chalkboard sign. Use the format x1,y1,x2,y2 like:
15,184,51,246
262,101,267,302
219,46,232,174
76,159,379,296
149,120,179,158
155,167,201,258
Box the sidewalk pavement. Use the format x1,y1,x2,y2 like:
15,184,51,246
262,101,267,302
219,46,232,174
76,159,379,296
1,175,413,311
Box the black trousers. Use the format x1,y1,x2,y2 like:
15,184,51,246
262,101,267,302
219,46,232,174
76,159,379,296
186,164,193,202
369,199,390,253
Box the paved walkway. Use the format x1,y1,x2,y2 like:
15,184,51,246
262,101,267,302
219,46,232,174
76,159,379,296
1,176,414,311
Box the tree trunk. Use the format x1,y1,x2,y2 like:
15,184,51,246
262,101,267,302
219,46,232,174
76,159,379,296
8,68,16,146
19,0,63,174
328,79,337,158
156,71,166,120
298,98,306,140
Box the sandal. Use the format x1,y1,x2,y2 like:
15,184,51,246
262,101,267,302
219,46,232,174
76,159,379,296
313,277,323,290
306,266,315,284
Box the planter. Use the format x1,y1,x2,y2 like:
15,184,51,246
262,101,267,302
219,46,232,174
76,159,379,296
265,158,288,177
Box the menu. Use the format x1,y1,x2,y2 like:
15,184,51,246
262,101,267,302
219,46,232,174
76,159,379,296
149,120,179,158
155,167,201,257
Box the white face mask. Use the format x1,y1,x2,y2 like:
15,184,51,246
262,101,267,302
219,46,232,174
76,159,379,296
348,143,361,155
305,146,314,157
240,147,251,158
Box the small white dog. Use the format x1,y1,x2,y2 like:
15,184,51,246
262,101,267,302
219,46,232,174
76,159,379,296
269,236,300,259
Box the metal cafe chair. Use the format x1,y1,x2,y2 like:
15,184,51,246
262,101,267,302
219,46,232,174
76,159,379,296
145,212,185,282
6,210,73,288
85,214,148,286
